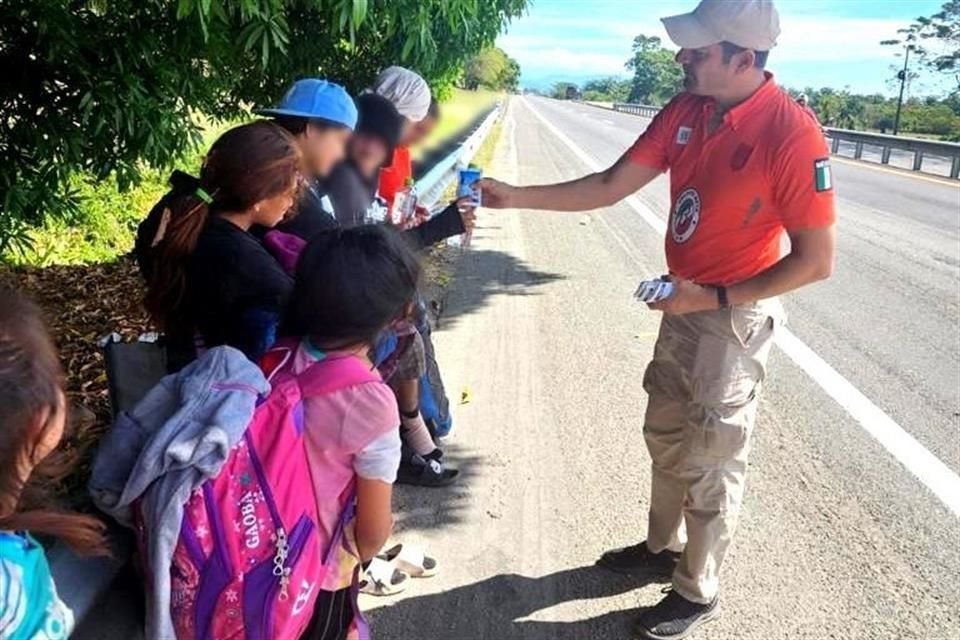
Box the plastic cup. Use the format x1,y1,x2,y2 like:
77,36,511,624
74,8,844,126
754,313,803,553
457,168,483,207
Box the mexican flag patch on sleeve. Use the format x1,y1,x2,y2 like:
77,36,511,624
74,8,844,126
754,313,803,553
814,158,833,192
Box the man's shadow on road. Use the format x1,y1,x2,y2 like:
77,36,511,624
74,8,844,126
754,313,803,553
435,246,566,331
368,564,660,640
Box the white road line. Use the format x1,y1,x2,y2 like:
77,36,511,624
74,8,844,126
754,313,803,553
520,96,960,517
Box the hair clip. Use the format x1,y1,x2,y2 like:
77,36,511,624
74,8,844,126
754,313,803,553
195,187,214,204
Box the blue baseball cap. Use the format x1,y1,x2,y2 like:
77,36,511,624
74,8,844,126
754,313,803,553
258,79,358,130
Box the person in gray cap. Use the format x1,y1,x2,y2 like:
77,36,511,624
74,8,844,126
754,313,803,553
480,1,836,638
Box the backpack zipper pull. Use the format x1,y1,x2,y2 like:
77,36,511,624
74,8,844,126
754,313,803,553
273,527,291,600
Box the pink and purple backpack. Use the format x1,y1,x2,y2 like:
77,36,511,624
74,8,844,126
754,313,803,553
147,343,376,640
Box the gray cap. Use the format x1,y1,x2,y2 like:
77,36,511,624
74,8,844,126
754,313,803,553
662,0,780,51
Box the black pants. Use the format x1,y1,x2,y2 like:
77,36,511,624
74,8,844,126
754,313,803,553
302,588,353,640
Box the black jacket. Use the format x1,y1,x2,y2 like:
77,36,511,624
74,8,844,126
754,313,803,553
405,202,467,251
320,161,467,249
136,198,292,366
274,178,339,240
326,161,378,230
183,216,293,358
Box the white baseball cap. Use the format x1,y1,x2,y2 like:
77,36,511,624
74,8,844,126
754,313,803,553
661,0,780,52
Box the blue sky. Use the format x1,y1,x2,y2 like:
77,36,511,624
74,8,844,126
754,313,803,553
497,0,953,96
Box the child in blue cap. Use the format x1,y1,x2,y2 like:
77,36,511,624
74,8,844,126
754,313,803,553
259,79,359,240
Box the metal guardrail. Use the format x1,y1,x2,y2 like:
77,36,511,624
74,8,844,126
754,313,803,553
416,102,502,208
612,102,960,180
824,127,960,179
613,102,660,118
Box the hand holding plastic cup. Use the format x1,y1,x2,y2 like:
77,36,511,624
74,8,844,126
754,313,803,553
457,166,483,207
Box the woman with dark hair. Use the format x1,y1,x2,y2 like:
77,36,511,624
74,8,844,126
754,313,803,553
313,93,469,487
348,83,471,484
136,120,303,367
0,287,109,638
323,93,403,229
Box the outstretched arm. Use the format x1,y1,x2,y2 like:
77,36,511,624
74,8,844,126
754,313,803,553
478,151,662,212
403,197,474,249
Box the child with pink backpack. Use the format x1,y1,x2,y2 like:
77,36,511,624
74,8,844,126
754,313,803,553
90,224,418,640
281,225,420,639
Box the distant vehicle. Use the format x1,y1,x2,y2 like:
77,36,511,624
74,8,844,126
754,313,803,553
565,85,580,101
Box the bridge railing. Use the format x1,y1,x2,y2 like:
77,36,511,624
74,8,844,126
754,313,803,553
824,127,960,179
612,102,660,118
611,102,960,179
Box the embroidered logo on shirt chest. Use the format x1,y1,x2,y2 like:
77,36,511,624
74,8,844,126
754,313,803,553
676,126,692,145
671,188,701,244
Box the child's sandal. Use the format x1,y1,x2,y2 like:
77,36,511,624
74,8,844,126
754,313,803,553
377,544,437,578
359,557,408,596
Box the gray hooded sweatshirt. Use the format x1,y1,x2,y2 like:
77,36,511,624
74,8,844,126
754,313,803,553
90,346,270,640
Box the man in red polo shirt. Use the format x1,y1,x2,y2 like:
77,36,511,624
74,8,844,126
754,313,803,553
481,1,835,637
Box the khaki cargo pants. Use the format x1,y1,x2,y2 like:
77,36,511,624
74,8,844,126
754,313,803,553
643,300,782,603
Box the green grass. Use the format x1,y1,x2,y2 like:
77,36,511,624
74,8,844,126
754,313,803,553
470,113,504,172
16,173,172,266
4,120,238,267
415,88,500,160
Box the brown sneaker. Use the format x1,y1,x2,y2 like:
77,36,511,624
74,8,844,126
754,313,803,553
597,541,680,580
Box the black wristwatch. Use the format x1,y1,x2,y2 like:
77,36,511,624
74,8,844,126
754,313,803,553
716,286,730,309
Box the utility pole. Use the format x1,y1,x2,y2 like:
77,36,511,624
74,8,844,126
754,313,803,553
893,44,911,136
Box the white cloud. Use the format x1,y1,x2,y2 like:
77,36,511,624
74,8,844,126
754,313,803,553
510,46,630,76
775,16,907,62
500,11,669,48
498,5,915,88
498,21,654,77
499,33,626,54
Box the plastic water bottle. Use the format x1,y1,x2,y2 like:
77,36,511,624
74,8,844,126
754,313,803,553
391,178,418,227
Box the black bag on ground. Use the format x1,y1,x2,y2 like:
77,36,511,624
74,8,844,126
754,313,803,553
103,338,167,416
